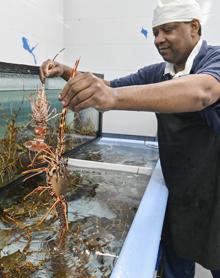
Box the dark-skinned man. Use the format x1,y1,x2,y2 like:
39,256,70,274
40,0,220,276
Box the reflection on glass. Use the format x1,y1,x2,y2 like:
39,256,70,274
0,69,100,187
70,139,159,167
0,165,155,277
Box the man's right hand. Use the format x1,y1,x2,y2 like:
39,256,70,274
39,59,71,83
59,72,115,112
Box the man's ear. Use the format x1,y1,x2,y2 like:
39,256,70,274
191,19,201,36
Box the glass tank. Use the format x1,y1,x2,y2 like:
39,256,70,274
0,62,159,277
0,164,156,277
69,137,158,168
0,62,100,187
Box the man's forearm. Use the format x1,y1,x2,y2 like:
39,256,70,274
111,74,220,113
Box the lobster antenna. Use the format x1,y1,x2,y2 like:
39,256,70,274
52,47,65,61
70,57,81,79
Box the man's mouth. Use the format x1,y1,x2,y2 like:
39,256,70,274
159,47,170,52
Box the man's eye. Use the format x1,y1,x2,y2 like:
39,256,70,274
164,28,172,32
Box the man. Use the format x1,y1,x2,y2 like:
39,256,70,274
40,0,220,276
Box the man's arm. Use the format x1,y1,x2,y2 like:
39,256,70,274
39,59,111,86
59,72,220,113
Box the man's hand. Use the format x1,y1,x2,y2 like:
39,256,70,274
59,72,116,112
39,60,71,83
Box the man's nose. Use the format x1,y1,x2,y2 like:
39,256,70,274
154,31,166,45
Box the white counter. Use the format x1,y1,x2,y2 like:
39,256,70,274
110,161,168,278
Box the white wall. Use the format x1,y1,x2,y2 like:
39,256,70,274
0,0,64,66
62,0,220,137
63,0,160,136
1,0,219,137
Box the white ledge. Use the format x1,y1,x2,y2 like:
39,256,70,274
68,158,153,175
110,160,168,278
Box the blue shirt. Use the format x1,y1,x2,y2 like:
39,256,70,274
110,40,220,133
111,41,220,269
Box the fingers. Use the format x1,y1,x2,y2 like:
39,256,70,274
58,72,111,112
59,72,95,106
73,95,105,112
39,60,63,83
68,87,95,111
39,59,53,83
74,99,94,112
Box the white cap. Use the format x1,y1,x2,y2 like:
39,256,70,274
152,0,202,28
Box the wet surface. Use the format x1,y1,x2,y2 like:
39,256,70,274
0,163,156,277
69,139,159,167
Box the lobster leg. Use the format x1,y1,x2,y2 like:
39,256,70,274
22,167,47,181
24,185,50,200
58,226,68,246
37,197,60,226
61,200,68,230
57,199,68,246
1,211,26,229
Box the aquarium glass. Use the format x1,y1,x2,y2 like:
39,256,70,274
0,70,100,187
0,163,156,277
69,138,159,168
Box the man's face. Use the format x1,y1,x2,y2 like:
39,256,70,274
153,21,197,69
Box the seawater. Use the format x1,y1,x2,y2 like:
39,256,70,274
0,88,99,187
0,164,156,277
0,89,62,138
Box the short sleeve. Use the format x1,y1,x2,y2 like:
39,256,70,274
110,62,165,88
196,48,220,82
196,48,220,134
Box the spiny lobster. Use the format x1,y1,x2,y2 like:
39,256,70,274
24,84,57,152
24,48,65,152
22,58,80,246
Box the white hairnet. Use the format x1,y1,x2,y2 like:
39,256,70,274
152,0,202,28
